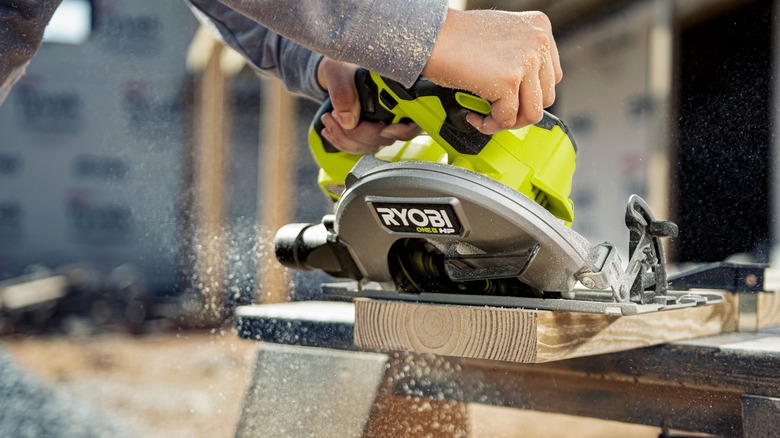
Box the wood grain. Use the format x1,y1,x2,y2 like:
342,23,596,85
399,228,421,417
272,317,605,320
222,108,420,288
758,268,780,328
721,292,740,332
758,292,780,329
355,297,734,363
355,299,540,362
535,302,729,362
681,291,780,331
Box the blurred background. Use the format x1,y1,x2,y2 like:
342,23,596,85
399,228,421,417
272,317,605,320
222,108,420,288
0,0,333,334
0,0,776,435
1,0,776,333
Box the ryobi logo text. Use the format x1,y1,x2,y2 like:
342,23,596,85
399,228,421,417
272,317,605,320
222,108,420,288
371,202,462,236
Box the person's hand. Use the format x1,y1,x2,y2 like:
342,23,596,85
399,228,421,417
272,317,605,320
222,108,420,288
316,58,420,154
422,9,563,135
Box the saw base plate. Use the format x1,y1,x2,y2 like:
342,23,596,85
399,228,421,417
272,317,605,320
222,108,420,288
323,282,724,316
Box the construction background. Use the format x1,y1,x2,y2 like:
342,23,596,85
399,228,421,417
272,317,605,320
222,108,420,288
0,0,776,436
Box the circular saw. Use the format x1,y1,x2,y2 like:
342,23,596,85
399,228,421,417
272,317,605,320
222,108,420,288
274,70,725,315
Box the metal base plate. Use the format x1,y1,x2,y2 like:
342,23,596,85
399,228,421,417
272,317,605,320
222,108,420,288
323,282,724,316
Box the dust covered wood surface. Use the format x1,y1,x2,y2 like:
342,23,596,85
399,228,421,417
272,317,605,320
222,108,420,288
2,329,666,437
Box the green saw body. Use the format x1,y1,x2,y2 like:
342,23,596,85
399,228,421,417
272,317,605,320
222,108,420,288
309,70,578,224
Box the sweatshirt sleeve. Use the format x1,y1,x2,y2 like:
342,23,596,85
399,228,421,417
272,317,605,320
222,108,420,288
187,0,328,101
0,0,64,106
215,0,449,87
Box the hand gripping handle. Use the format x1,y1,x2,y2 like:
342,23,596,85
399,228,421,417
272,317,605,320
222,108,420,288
311,69,397,154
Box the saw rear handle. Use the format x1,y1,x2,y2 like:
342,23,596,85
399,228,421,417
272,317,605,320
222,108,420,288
309,69,494,198
311,69,493,153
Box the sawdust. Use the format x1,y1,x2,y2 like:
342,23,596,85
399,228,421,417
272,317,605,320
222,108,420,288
3,331,257,438
3,331,662,437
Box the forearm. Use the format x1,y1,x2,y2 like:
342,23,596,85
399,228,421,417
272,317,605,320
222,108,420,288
0,0,64,104
215,0,448,88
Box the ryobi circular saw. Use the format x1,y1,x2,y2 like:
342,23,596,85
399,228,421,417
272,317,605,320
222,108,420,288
274,70,724,315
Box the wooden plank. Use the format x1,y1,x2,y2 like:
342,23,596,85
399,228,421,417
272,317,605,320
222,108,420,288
759,291,780,328
354,296,735,363
234,301,780,433
681,290,780,331
721,291,740,331
534,299,733,362
235,302,355,349
355,298,539,362
754,268,780,328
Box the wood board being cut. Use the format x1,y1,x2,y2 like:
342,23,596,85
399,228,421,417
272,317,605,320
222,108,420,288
354,295,740,363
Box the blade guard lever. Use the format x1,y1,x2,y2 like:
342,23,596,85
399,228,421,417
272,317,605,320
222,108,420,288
578,195,678,304
625,195,678,303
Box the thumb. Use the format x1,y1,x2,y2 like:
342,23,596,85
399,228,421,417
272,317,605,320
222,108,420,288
324,64,360,130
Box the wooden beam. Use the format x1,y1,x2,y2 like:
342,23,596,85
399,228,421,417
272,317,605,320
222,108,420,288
760,269,780,328
354,296,737,363
186,26,218,73
257,78,296,303
759,292,780,329
646,0,674,226
194,43,232,325
448,0,467,10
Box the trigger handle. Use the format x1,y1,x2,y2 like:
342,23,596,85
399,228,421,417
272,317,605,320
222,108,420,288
312,69,397,153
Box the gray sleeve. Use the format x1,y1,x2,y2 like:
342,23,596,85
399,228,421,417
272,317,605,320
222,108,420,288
186,0,328,101
0,0,64,105
216,0,448,87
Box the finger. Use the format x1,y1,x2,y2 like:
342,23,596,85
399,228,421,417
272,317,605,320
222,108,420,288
321,125,383,154
380,123,421,141
465,112,488,133
548,36,563,83
323,112,395,146
467,93,520,134
468,86,522,134
539,52,557,108
325,65,360,129
535,14,563,83
518,72,544,126
321,113,392,154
